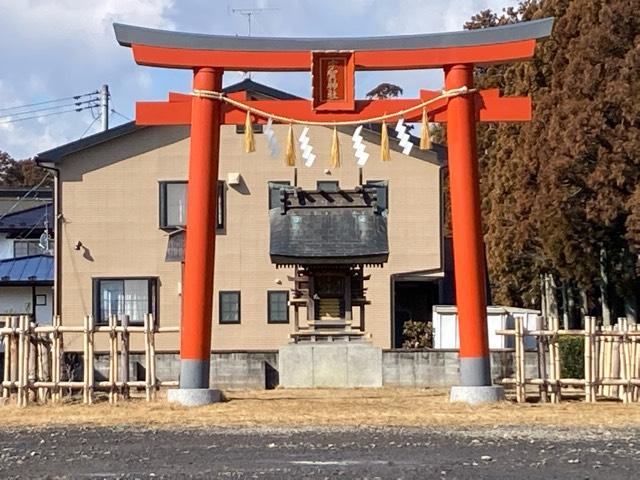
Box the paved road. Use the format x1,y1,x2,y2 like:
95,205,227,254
1,426,638,479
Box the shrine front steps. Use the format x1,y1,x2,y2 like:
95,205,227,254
278,342,383,388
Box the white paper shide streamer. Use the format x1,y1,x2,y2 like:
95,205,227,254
298,126,316,167
394,118,413,155
264,117,280,157
351,125,369,166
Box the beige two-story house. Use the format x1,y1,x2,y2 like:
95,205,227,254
36,80,451,352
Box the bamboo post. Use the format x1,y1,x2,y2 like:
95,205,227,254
28,321,37,403
622,318,632,404
10,316,18,402
551,316,562,403
120,315,130,400
38,332,51,403
143,313,151,402
149,315,157,401
108,315,117,404
82,316,89,404
88,315,94,405
537,315,548,403
514,315,522,402
584,316,594,402
519,316,527,402
612,323,621,400
17,316,26,407
592,320,598,399
2,323,10,400
596,323,603,397
53,315,61,403
604,325,613,397
547,314,556,403
631,324,640,402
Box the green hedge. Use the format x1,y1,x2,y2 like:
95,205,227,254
559,335,584,379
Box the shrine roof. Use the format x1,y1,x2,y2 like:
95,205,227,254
269,188,389,265
114,18,553,52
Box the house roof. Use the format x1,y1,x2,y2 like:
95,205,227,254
0,203,53,233
0,254,53,285
35,79,444,165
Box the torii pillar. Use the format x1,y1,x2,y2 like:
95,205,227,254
114,18,553,405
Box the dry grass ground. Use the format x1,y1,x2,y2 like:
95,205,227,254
3,388,640,429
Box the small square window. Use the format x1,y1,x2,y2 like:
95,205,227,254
268,291,289,324
219,291,241,324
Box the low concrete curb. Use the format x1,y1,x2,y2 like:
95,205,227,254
167,388,223,406
449,385,505,404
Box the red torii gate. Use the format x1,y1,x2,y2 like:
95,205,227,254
114,18,553,404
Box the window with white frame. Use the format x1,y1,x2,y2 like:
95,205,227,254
13,240,42,257
93,277,157,325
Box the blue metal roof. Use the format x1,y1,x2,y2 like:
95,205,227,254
0,255,53,284
0,203,53,232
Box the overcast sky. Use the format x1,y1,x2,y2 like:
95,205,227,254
0,0,509,159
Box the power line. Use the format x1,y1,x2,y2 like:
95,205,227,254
79,114,102,138
0,105,97,125
110,109,131,121
0,98,99,121
0,91,99,114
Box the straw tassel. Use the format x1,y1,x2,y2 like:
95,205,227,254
380,121,390,161
420,107,432,150
244,111,255,153
285,123,296,166
330,127,341,168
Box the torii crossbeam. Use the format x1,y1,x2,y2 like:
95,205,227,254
114,18,553,405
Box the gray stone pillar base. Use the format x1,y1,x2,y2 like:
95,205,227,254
167,388,222,407
450,385,505,404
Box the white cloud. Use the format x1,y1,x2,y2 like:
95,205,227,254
0,0,174,158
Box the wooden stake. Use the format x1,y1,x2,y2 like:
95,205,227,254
149,315,157,401
17,316,25,407
83,315,89,404
143,313,151,402
584,316,594,402
2,321,10,400
88,315,94,405
515,315,523,402
120,315,130,400
108,315,117,404
554,314,562,402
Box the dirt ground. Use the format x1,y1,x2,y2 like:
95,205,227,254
2,388,640,429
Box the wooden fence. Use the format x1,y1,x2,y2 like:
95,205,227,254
497,316,640,403
1,314,178,407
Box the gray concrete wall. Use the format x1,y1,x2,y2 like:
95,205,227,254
73,349,539,390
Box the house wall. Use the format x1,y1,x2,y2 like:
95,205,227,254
0,234,13,260
58,124,442,351
0,286,33,315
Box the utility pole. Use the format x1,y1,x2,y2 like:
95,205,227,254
100,84,109,131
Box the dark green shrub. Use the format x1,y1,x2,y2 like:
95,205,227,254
402,320,434,349
559,335,584,379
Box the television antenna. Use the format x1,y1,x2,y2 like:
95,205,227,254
231,7,279,37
